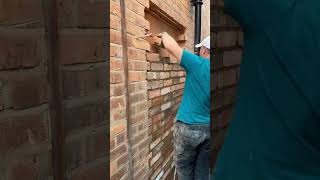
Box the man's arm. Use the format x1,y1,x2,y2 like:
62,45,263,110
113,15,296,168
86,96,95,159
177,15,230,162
160,32,183,62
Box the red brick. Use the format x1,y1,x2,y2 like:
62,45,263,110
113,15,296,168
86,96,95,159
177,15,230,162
129,71,146,82
0,111,49,153
111,122,126,137
59,31,105,65
147,53,160,62
110,84,125,97
149,89,160,99
136,0,150,7
69,162,107,180
151,63,163,71
111,108,126,122
8,73,47,109
110,144,127,161
110,71,124,84
110,96,125,109
125,0,145,16
111,44,122,58
78,0,106,27
125,9,149,29
9,152,51,180
110,15,121,30
0,33,41,70
110,58,123,71
110,30,122,45
64,100,107,135
129,60,148,71
128,48,146,60
110,0,121,17
0,0,43,26
62,67,106,98
86,129,108,161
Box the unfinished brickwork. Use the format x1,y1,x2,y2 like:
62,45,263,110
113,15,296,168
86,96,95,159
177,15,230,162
110,0,210,179
0,0,108,180
211,0,243,167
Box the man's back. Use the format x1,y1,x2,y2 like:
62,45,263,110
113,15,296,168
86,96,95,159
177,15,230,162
214,0,320,179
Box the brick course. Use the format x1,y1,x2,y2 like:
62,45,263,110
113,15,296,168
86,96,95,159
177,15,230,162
211,0,242,168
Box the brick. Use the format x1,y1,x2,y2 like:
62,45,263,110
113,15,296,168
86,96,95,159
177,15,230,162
148,80,163,90
110,0,121,17
110,71,124,84
160,72,170,79
64,100,107,134
110,15,121,30
110,30,122,45
78,0,106,27
111,84,125,97
163,79,173,86
9,151,51,180
223,50,242,67
147,53,160,62
63,67,107,98
164,64,172,70
150,152,161,167
110,44,122,58
110,58,123,71
0,33,41,70
110,96,125,109
59,30,105,65
130,92,147,104
65,138,83,170
128,48,146,60
0,111,49,153
129,71,146,82
217,31,237,48
125,9,149,29
7,73,47,109
111,122,126,137
110,165,127,180
69,162,107,180
160,87,170,95
110,144,127,161
86,129,108,161
0,0,43,26
136,0,149,7
148,89,160,99
130,38,151,51
125,0,145,16
129,60,148,71
111,108,126,122
150,63,163,71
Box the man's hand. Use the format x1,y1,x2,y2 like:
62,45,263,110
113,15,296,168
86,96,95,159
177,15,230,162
159,32,183,61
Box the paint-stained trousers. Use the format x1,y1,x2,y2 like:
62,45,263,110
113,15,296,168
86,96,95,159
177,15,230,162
174,121,211,180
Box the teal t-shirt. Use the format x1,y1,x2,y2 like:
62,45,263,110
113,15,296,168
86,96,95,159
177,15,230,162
214,0,320,180
176,49,210,125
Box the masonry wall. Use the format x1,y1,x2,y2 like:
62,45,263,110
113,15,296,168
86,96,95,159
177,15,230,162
110,0,210,179
211,0,242,167
0,0,108,180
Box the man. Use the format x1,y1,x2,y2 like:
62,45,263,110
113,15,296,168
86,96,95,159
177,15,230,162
213,0,320,180
157,32,211,180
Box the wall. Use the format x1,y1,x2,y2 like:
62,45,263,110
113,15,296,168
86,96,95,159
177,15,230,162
0,0,108,179
211,0,242,167
110,0,210,179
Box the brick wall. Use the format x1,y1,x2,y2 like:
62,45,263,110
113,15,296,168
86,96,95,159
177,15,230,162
211,0,243,167
0,0,108,179
110,0,210,179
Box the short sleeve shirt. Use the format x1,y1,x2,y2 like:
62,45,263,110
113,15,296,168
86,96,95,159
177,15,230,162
214,0,320,179
176,49,210,125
